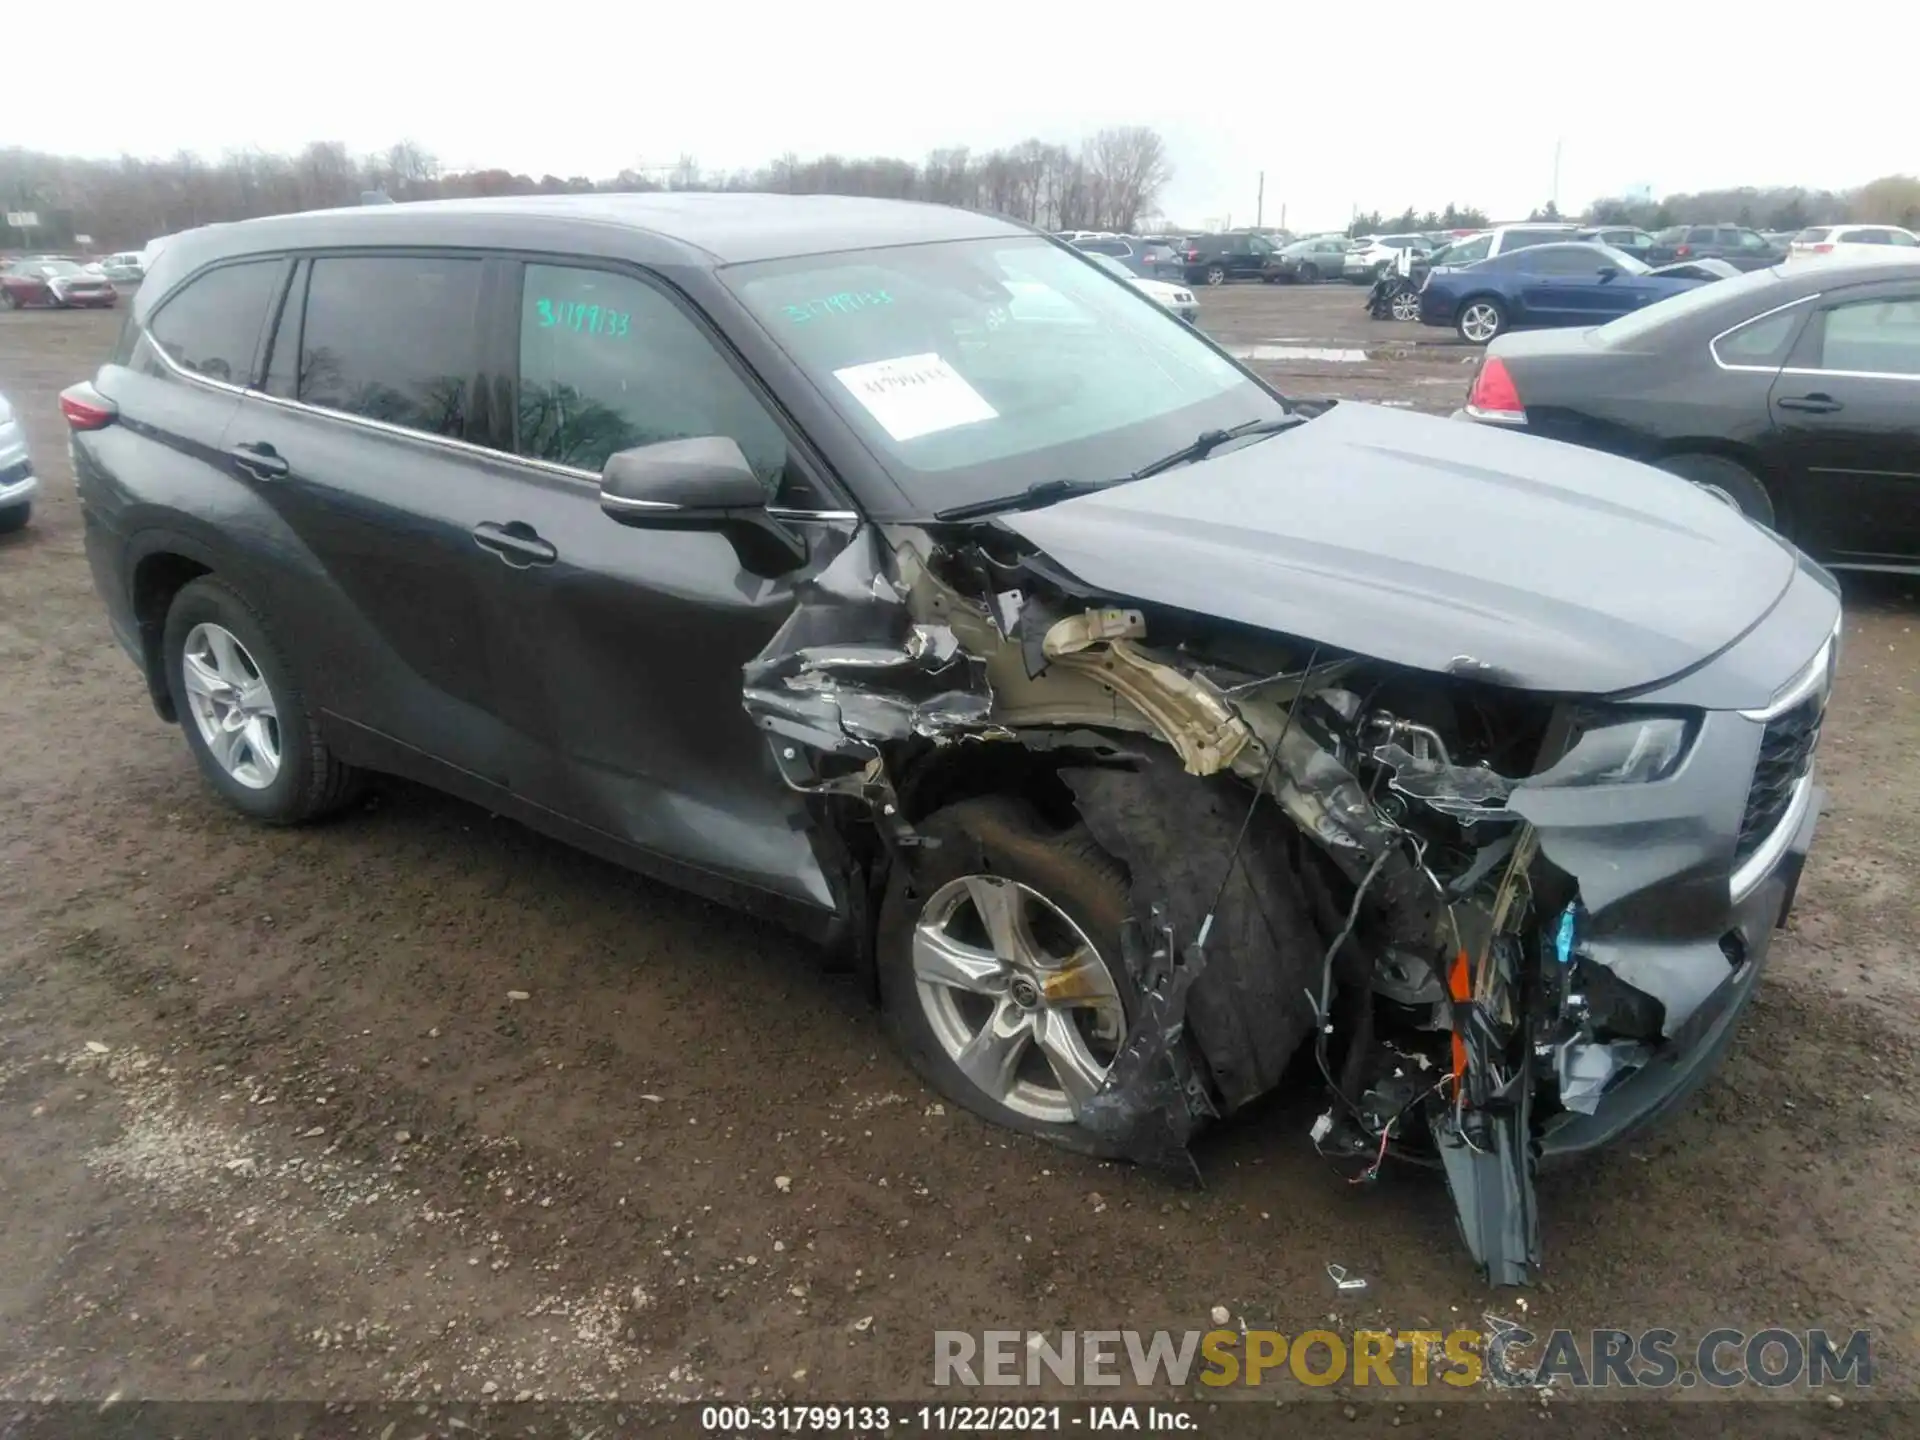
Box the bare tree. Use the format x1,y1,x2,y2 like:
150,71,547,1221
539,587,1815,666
1082,127,1172,233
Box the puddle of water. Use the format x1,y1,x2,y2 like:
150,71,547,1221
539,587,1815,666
1229,344,1369,363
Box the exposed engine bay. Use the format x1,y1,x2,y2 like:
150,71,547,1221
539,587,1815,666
743,521,1816,1287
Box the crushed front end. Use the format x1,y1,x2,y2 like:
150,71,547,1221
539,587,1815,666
740,514,1840,1287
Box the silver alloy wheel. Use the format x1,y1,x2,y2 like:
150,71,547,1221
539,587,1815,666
1391,289,1422,321
1459,302,1502,343
1205,265,1227,286
180,621,282,790
912,874,1126,1125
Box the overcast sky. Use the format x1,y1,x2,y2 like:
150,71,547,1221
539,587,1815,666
17,3,1913,230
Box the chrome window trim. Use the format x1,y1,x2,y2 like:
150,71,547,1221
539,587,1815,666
139,322,859,519
1711,289,1920,381
1730,772,1816,903
1708,293,1819,373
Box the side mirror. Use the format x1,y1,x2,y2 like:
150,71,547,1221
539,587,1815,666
599,436,807,574
1596,265,1620,283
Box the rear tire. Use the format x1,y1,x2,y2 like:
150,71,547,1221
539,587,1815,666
1456,296,1507,344
0,501,28,533
1204,264,1228,286
2,291,19,310
1299,262,1321,283
1655,453,1776,527
877,796,1139,1157
162,577,364,825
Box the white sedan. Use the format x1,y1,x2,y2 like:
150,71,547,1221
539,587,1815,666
1087,254,1200,323
1785,224,1919,267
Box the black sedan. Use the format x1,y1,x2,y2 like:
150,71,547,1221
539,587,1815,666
1458,259,1920,568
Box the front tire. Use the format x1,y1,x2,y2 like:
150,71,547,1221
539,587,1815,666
1299,262,1321,283
877,796,1138,1156
0,501,28,534
1456,297,1506,344
1390,287,1422,322
162,577,363,824
1655,453,1777,527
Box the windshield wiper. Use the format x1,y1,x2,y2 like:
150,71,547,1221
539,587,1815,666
936,476,1126,522
1130,415,1303,480
933,415,1305,523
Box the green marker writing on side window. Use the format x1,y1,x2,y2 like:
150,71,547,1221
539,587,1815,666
535,297,632,337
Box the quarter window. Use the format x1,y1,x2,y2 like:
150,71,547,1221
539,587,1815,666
1714,307,1803,366
516,264,793,496
148,260,282,385
297,256,483,438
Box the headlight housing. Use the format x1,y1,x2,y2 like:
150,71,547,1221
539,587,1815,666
1544,713,1694,787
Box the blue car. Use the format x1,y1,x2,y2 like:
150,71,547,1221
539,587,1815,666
1418,241,1719,345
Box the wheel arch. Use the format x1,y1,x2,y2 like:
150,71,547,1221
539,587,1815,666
129,540,217,721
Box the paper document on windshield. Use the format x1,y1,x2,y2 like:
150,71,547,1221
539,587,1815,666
833,353,998,442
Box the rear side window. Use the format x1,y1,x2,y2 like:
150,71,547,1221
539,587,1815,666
1794,227,1833,244
516,263,791,492
1501,230,1563,253
1713,305,1805,366
1815,296,1920,375
148,260,282,385
297,256,483,438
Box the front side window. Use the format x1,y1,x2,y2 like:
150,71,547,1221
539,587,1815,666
1815,296,1920,376
724,236,1279,517
149,259,282,384
517,263,793,495
297,256,482,438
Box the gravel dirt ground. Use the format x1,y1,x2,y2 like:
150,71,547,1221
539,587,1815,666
1,283,1916,1437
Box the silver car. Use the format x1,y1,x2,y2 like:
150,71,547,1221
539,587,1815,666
0,391,36,532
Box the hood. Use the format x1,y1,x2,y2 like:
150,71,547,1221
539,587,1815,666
1131,277,1186,299
1001,402,1797,695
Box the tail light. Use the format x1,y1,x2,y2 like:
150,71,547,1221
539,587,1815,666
1184,247,1201,261
1675,244,1693,257
59,385,118,431
1812,242,1834,254
1465,357,1526,424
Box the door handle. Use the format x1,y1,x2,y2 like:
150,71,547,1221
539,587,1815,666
228,441,289,480
1774,394,1843,415
471,520,557,568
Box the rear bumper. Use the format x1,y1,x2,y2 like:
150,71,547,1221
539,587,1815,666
0,467,37,509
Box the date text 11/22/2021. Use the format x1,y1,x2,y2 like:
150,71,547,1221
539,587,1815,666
699,1405,1200,1432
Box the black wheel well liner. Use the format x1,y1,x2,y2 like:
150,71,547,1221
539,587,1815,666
131,550,212,721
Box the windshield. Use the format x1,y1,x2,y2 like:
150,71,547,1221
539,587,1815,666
1592,265,1785,346
36,260,83,277
724,236,1281,517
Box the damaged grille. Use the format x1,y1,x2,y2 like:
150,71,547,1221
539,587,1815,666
1734,694,1823,866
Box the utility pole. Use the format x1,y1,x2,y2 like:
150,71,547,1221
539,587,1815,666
1256,171,1265,228
1552,139,1563,214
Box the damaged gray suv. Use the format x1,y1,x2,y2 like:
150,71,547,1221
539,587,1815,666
67,194,1836,1286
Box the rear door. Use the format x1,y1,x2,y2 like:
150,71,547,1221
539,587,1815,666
223,251,533,788
1764,279,1920,563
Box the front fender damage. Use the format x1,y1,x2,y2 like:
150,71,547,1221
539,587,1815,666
740,523,1646,1288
